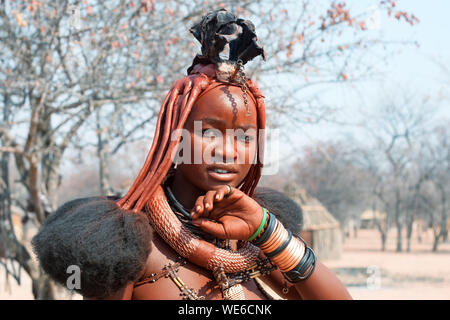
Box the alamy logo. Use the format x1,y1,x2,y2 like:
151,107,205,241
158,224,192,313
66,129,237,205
169,121,280,175
366,265,381,290
66,265,81,290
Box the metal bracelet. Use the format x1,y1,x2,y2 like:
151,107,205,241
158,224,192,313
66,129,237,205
265,229,293,258
282,235,317,283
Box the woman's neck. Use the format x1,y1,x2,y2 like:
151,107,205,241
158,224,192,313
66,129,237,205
169,169,237,249
170,169,204,211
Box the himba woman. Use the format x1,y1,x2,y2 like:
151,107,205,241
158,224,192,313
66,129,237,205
32,9,352,300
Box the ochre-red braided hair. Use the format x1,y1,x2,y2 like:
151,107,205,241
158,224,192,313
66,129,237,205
117,64,266,212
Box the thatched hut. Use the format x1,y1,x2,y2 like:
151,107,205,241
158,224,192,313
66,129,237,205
360,209,386,229
287,187,343,261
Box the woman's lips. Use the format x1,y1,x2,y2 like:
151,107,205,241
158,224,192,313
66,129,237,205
206,168,238,182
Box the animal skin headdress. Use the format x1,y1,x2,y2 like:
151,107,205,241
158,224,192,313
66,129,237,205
188,9,265,82
117,9,266,212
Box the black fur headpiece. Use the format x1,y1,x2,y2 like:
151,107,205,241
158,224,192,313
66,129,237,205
187,9,265,80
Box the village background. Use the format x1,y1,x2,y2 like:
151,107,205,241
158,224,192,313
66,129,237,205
1,0,449,299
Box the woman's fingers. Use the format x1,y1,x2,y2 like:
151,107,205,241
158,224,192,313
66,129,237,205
188,185,264,240
191,196,205,219
192,218,227,239
191,185,242,220
191,186,230,217
214,185,232,202
203,190,217,214
191,190,223,219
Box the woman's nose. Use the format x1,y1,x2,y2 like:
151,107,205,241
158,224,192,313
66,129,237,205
211,134,237,163
223,134,237,163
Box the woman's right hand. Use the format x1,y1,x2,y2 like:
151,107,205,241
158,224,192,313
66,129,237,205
190,185,265,241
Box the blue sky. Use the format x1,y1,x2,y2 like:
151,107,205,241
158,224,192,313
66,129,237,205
56,1,449,178
379,0,449,90
270,0,450,168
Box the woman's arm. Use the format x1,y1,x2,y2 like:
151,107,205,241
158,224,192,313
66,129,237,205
292,261,352,299
261,255,351,300
190,186,353,300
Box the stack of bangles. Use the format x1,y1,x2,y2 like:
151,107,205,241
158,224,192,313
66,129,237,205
248,207,317,283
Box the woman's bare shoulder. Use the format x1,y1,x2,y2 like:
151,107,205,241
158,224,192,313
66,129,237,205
137,232,179,281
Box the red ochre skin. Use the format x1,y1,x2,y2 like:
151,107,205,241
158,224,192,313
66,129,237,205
171,85,258,212
136,86,273,300
88,86,352,300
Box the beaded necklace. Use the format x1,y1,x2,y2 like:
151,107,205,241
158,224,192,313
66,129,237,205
135,172,277,300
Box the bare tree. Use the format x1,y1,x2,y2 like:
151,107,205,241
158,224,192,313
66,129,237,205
0,0,199,298
358,90,435,252
0,0,418,299
420,125,450,251
291,140,372,227
357,147,391,251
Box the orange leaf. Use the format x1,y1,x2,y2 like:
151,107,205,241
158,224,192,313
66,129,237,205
14,12,27,27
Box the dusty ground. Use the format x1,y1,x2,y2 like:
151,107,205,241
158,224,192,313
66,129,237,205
323,228,450,300
0,268,83,300
1,227,449,300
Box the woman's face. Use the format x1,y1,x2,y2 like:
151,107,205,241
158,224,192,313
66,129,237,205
176,85,258,192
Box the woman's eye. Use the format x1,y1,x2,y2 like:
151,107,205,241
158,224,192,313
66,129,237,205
237,134,254,143
202,129,220,138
